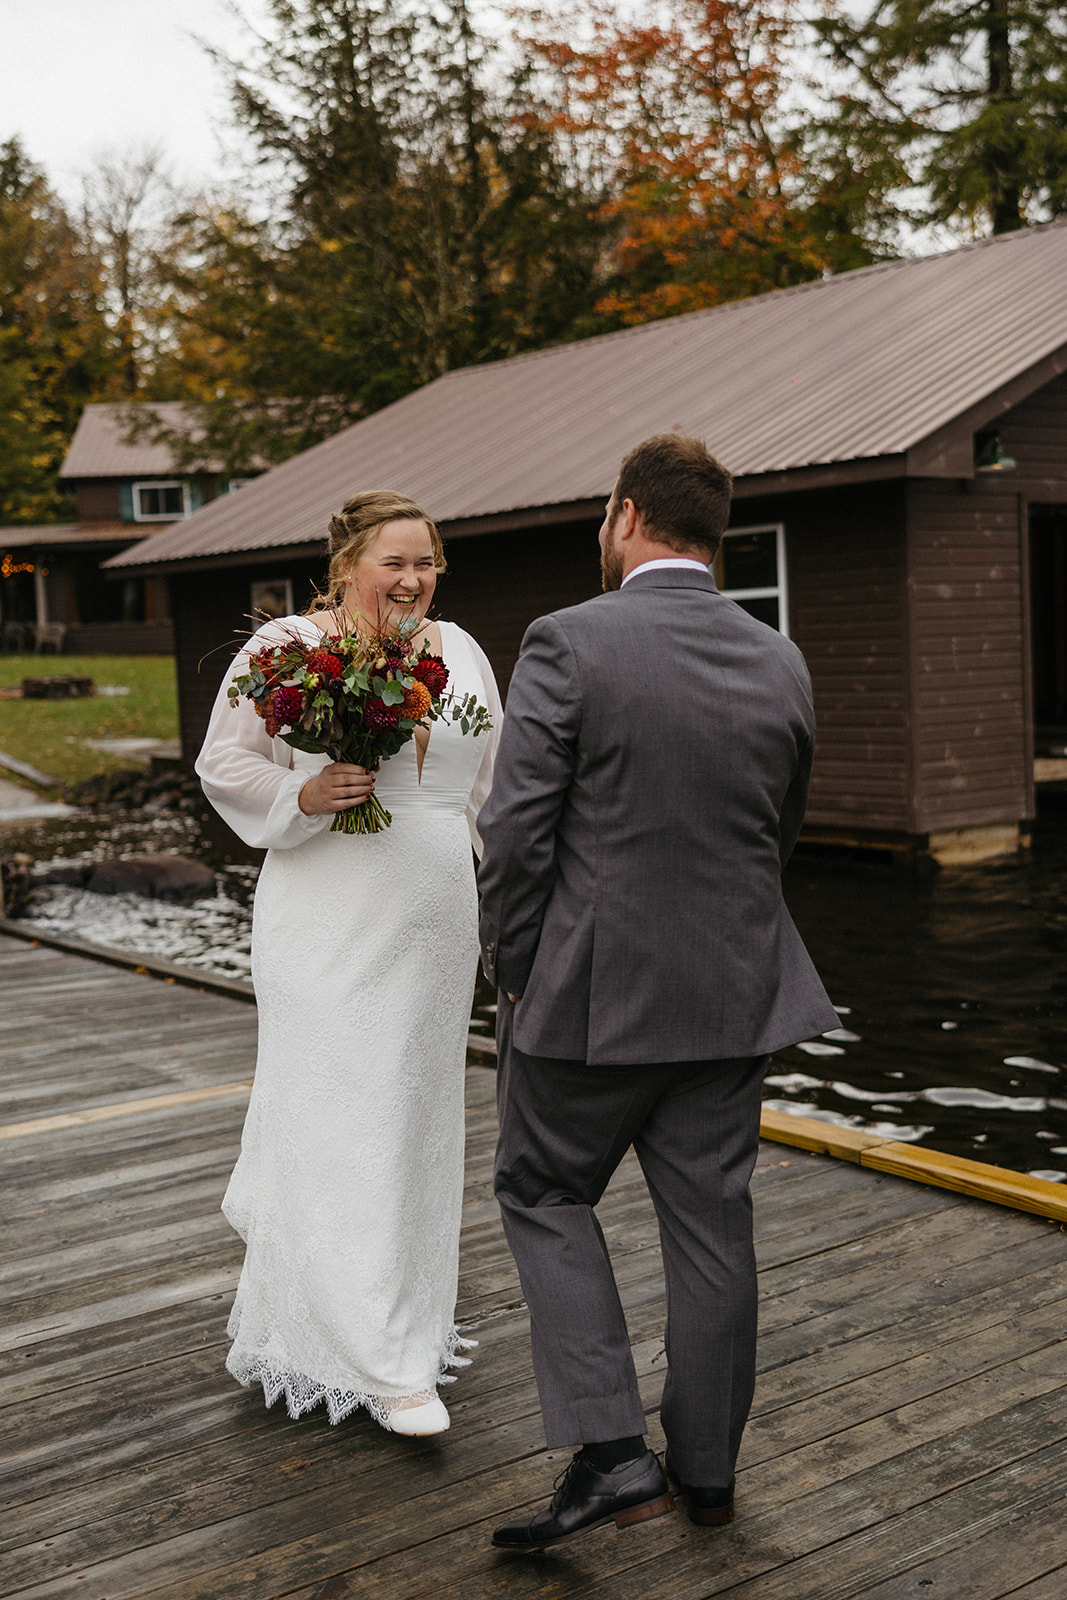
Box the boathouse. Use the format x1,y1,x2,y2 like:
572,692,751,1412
106,221,1067,864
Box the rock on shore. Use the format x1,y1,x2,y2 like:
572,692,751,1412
39,855,217,904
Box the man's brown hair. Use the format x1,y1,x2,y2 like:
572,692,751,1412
614,433,732,559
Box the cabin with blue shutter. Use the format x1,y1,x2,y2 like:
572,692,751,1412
0,404,256,655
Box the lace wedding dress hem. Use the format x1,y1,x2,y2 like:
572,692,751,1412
227,1328,478,1426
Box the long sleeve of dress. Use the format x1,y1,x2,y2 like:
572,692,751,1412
462,631,504,860
195,621,332,852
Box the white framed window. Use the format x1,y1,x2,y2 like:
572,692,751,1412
715,522,789,637
251,579,294,620
132,481,190,521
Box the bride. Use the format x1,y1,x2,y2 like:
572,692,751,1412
196,490,502,1436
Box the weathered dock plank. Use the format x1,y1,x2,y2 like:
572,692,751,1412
1,933,1065,1600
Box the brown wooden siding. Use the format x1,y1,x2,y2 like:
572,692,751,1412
73,482,121,522
144,576,170,623
172,559,324,764
906,480,1028,831
64,621,174,655
451,493,926,840
441,520,602,697
160,373,1067,846
754,485,913,832
999,371,1067,481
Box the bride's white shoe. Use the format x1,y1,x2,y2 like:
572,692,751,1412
384,1395,451,1436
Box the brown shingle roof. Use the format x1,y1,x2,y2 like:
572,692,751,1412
106,220,1067,571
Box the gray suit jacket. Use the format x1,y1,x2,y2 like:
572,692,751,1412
477,567,839,1065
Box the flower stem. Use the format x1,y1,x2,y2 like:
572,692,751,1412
329,793,394,834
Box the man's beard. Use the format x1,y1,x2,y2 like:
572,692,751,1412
600,525,624,592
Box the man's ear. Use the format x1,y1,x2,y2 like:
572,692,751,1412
617,498,640,542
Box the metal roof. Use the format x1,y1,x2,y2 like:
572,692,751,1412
59,403,209,481
106,220,1067,571
1,524,79,545
0,524,139,549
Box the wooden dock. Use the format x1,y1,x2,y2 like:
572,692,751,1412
2,932,1066,1600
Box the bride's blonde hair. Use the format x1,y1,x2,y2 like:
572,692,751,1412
307,490,446,614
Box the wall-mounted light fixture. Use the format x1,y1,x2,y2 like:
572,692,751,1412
975,429,1017,473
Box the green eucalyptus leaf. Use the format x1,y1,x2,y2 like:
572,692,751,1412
281,728,325,753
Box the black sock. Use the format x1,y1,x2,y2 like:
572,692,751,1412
580,1435,646,1472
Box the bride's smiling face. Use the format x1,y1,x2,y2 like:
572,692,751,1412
345,519,438,631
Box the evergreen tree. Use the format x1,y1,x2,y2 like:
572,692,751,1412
149,0,605,470
810,0,1067,238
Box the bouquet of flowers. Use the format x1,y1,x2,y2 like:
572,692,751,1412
227,615,492,834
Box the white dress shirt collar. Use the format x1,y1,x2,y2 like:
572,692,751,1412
621,557,710,588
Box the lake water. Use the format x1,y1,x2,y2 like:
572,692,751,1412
5,798,1066,1182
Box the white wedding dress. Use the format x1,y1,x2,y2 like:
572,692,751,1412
196,616,502,1423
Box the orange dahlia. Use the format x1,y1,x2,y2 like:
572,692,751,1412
400,680,433,721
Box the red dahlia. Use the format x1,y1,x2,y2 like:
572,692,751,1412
365,698,400,732
272,685,305,728
306,649,343,679
412,655,448,695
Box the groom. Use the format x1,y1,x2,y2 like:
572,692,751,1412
477,433,838,1552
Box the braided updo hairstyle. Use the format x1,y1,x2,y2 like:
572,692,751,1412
307,489,446,614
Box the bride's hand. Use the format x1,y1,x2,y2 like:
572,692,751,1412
299,762,376,815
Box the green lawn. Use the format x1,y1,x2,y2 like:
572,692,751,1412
0,655,178,789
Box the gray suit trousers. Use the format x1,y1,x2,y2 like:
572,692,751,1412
493,1000,768,1487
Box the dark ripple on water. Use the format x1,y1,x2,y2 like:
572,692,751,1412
777,822,1067,1182
6,802,1067,1181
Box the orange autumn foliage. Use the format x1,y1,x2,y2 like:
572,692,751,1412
518,0,831,324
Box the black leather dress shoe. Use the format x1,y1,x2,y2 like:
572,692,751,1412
492,1449,674,1551
664,1451,735,1526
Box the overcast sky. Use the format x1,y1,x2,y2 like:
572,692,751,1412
0,0,273,200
